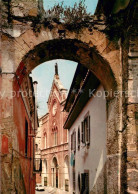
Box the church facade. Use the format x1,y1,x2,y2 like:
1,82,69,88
40,64,69,192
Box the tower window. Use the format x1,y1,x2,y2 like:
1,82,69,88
54,131,58,146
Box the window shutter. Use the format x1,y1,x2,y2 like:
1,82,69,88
73,132,76,152
81,121,85,143
85,116,90,145
88,116,90,145
71,134,73,151
85,118,87,143
78,128,80,150
74,131,76,152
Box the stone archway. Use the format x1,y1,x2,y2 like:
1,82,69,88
0,1,127,193
17,38,117,96
1,32,121,193
14,34,121,191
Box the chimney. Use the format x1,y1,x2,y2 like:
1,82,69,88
33,81,38,104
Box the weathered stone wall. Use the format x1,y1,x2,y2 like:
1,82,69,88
127,20,138,193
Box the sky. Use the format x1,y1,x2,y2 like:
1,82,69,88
43,0,98,14
32,0,98,117
32,60,77,117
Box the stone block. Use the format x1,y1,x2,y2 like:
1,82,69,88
28,8,38,17
127,170,138,191
127,144,137,151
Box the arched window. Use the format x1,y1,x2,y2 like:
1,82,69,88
53,127,58,146
54,131,58,146
43,132,47,149
44,135,47,148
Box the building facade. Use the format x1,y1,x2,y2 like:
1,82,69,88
64,64,107,193
35,119,42,184
40,64,69,192
1,73,38,193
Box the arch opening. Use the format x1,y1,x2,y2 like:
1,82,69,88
13,36,119,193
16,39,117,99
42,159,48,186
52,157,59,188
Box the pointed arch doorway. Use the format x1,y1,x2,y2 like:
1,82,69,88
52,157,58,188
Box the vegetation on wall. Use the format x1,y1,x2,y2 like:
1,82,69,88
42,0,93,31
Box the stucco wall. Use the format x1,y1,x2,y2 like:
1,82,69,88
69,85,106,193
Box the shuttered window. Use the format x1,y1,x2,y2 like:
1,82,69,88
71,131,76,153
84,116,90,145
71,134,73,151
81,113,90,146
74,131,76,152
78,127,80,150
81,121,85,143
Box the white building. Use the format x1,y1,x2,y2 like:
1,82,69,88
64,64,107,193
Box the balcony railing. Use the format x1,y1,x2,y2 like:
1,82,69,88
33,159,42,173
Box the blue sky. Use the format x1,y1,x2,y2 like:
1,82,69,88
32,60,77,117
43,0,98,14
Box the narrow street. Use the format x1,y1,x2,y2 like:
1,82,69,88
35,187,54,194
35,187,69,194
36,191,49,194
